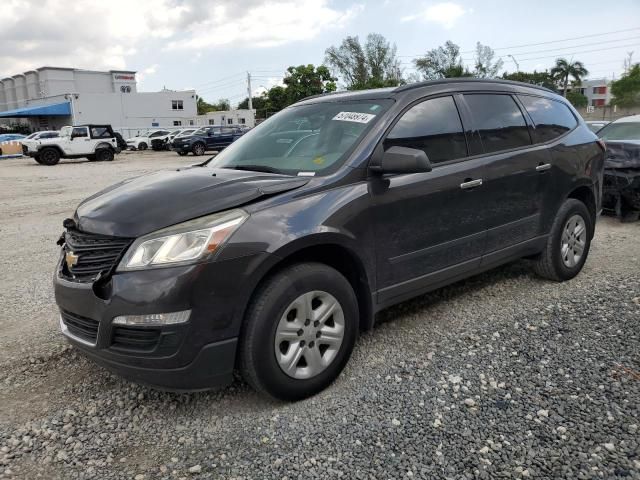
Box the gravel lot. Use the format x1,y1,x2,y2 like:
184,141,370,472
0,152,639,480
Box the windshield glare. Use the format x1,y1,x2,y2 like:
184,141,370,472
208,100,392,175
598,122,640,141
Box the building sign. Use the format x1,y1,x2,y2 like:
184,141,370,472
114,74,135,81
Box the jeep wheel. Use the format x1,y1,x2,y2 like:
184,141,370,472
177,151,188,156
39,147,60,166
95,149,114,162
138,142,148,151
192,143,206,156
239,263,358,401
533,199,593,282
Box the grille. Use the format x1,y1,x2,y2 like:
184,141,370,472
61,310,99,343
112,326,161,351
62,229,132,282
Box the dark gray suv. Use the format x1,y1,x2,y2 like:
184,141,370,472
54,79,605,401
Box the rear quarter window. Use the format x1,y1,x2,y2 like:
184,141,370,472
518,95,577,143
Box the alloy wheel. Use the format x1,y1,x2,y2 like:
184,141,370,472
274,291,345,380
560,214,586,268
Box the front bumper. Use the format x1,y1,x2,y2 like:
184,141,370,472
171,143,191,153
54,251,270,390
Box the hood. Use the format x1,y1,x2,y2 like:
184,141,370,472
604,140,640,170
75,167,309,238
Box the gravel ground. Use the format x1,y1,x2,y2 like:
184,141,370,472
0,152,639,479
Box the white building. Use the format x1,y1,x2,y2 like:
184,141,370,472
195,109,256,128
0,67,197,135
567,78,613,107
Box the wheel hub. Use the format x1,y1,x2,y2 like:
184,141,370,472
274,290,345,380
560,214,586,268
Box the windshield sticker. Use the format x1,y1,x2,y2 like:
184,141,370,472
297,171,316,177
313,156,325,165
332,111,376,124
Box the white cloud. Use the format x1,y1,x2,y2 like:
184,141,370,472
401,2,468,29
0,0,360,76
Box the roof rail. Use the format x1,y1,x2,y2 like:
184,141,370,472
393,78,557,94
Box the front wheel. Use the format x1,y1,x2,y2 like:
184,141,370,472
239,263,358,401
192,143,205,156
533,199,593,281
137,142,148,151
38,147,60,166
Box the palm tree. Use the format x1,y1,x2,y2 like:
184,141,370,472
550,58,589,97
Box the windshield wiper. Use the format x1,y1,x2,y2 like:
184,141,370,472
225,165,284,174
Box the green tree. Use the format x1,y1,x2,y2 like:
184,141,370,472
197,97,231,114
502,70,557,91
550,58,589,97
473,42,503,78
324,33,403,89
414,41,472,80
282,64,337,103
237,95,268,111
611,64,640,108
566,90,589,108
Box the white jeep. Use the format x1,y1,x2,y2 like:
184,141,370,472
23,125,120,166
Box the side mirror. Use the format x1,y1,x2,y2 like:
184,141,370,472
377,146,432,174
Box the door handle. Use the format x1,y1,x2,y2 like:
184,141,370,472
536,163,551,172
460,179,483,190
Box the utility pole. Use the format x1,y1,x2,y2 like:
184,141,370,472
507,55,519,72
247,72,253,111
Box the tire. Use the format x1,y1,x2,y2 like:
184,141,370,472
138,142,148,151
239,263,359,401
87,155,97,162
95,148,114,162
38,147,60,166
533,199,593,281
192,143,206,156
177,151,188,156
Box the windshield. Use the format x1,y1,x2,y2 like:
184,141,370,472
60,126,72,138
176,129,195,138
26,133,38,139
598,122,640,141
208,99,392,175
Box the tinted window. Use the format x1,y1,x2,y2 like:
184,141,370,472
90,127,111,138
597,122,640,141
464,94,530,153
518,95,577,143
384,96,467,163
71,127,88,138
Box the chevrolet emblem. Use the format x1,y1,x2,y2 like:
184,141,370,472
65,251,79,269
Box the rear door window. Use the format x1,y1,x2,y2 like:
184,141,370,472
464,94,531,153
518,95,577,143
384,95,467,164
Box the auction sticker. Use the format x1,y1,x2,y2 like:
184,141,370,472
332,111,376,123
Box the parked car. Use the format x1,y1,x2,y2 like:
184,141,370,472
126,129,171,150
0,133,27,142
24,131,60,141
151,128,196,151
23,125,120,165
597,115,640,221
170,126,244,156
585,120,610,134
55,79,604,401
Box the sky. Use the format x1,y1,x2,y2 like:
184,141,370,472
2,0,640,106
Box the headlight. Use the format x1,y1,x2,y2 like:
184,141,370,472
117,209,248,271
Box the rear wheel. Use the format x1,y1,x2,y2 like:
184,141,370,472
138,142,148,151
239,263,358,401
95,148,114,162
533,199,593,281
38,147,60,166
192,143,205,156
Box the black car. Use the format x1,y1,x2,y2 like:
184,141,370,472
170,126,244,156
54,79,604,401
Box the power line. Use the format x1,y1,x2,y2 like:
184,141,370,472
192,71,245,88
501,43,640,63
398,27,640,59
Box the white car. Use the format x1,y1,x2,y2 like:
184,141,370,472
125,129,171,150
23,124,119,165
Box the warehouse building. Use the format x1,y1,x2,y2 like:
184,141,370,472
0,67,197,134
